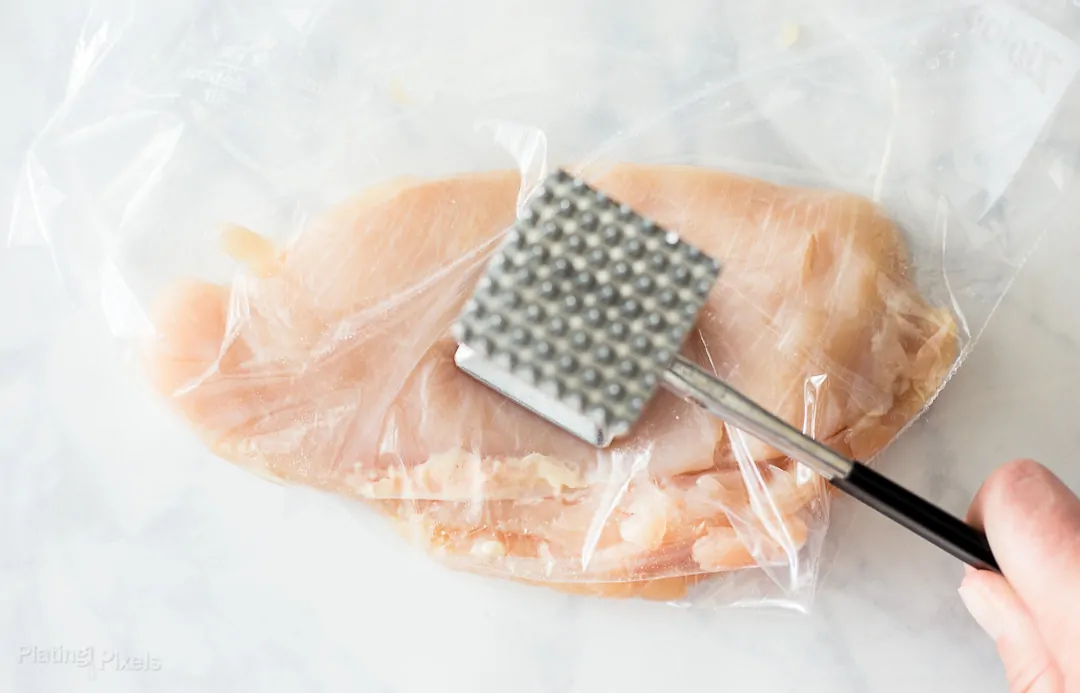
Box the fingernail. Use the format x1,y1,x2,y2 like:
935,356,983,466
958,580,1003,640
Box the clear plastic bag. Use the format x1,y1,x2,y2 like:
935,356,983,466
10,0,1080,609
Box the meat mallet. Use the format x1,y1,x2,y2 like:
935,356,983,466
451,169,999,573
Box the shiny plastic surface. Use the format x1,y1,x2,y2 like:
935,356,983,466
10,0,1080,609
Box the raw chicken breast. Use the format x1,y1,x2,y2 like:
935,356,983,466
144,164,957,599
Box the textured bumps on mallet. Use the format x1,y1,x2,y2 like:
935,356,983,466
452,170,721,440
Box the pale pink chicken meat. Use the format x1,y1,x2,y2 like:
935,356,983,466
145,164,957,599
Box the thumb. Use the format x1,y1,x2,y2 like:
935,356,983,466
959,568,1063,692
967,459,1080,665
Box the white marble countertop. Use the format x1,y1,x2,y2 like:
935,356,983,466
3,1,1080,692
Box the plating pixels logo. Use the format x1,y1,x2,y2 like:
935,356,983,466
17,645,162,673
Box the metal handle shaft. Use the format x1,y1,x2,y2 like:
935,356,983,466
662,356,854,479
662,356,1000,572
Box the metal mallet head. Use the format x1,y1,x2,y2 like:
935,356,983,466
450,168,1000,574
451,169,720,446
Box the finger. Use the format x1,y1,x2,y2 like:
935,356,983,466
959,569,1063,692
967,459,1080,665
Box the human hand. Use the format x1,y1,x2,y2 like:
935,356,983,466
960,459,1080,692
